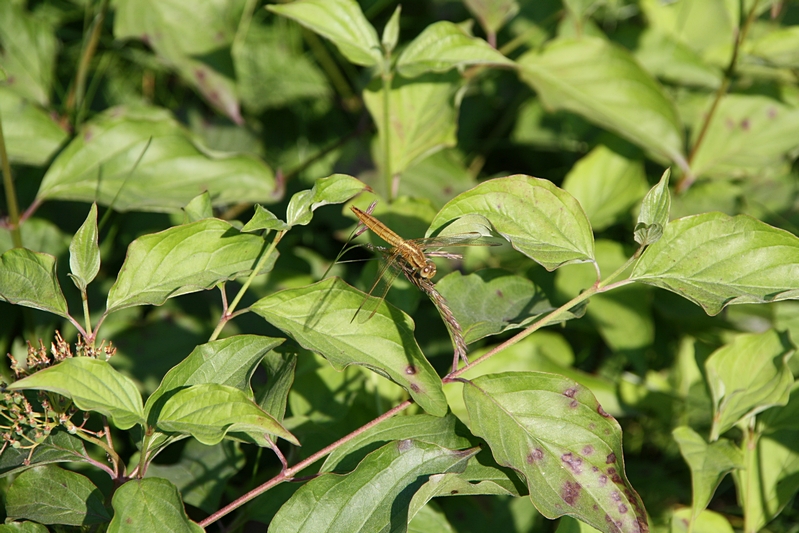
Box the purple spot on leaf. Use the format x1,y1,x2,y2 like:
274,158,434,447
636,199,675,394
582,445,594,455
619,504,628,514
741,118,751,131
561,480,581,505
410,383,420,393
405,365,417,375
598,474,608,486
598,405,610,418
527,448,544,463
606,452,616,464
564,387,578,398
561,452,583,474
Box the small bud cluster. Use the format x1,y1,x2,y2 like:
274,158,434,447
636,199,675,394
1,332,116,465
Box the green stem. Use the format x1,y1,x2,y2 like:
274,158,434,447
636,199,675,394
742,419,760,533
0,106,21,248
80,288,93,339
68,0,109,126
208,230,286,341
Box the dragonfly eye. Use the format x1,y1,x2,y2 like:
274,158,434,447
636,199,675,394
420,262,436,279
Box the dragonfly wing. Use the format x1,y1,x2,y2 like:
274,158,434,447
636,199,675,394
354,248,403,323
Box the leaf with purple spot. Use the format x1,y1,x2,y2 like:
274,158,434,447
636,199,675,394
462,371,648,533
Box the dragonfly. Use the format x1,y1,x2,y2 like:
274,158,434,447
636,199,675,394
348,204,499,324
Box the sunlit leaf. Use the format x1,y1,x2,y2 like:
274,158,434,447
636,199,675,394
0,87,67,165
635,169,671,246
269,440,477,533
670,508,734,533
428,175,595,270
108,478,203,533
7,358,145,430
0,2,56,105
463,372,648,533
106,218,273,312
68,204,101,291
285,174,367,227
517,37,685,168
0,248,69,318
251,278,448,416
631,213,799,315
463,0,519,35
0,430,88,478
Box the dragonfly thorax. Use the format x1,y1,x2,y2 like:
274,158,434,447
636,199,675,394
419,261,436,279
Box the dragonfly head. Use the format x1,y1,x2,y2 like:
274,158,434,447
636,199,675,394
420,261,436,279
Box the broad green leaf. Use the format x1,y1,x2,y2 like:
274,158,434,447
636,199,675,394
632,29,722,89
269,440,477,533
759,382,799,432
670,508,734,533
396,21,514,78
398,149,477,209
704,330,794,440
517,37,685,168
267,0,382,68
408,503,455,533
630,213,799,315
108,477,203,533
0,248,69,318
749,25,799,68
635,168,671,246
145,440,245,513
145,335,285,422
555,516,602,533
733,427,799,533
0,522,49,532
321,413,471,473
382,6,401,54
257,348,297,422
233,19,330,112
285,174,367,227
0,218,69,256
114,0,242,122
463,372,648,533
0,430,88,478
6,465,110,526
363,73,462,176
562,145,648,231
0,2,56,105
251,278,448,417
37,105,277,212
672,426,742,523
106,218,273,312
7,358,145,430
242,205,291,232
689,94,799,180
69,204,100,291
428,175,595,270
182,191,213,223
156,383,298,446
463,0,519,35
436,270,557,343
0,87,67,165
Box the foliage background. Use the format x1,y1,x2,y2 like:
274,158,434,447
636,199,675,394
2,0,799,531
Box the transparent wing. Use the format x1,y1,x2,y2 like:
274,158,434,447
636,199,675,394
353,247,403,323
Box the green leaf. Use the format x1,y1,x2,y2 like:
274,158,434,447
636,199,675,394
0,521,50,532
233,21,330,113
267,0,382,68
0,2,56,105
463,0,519,35
106,218,273,312
363,73,462,176
630,213,799,315
435,270,557,344
0,430,88,478
670,508,734,533
108,477,203,533
36,105,277,212
114,0,242,122
257,348,297,422
632,29,722,89
242,205,291,232
555,516,602,533
269,440,477,533
0,218,69,257
155,383,298,446
182,192,213,223
748,25,799,68
634,168,671,246
463,372,648,533
688,94,799,179
6,465,110,526
146,335,285,422
517,37,685,168
397,149,477,209
0,248,69,318
285,174,367,227
251,278,448,417
0,87,67,166
144,440,245,513
733,427,799,533
321,413,472,473
428,175,595,270
672,426,742,523
7,358,145,430
382,5,401,54
562,145,648,232
408,503,456,533
69,204,100,291
704,330,794,439
396,21,514,78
